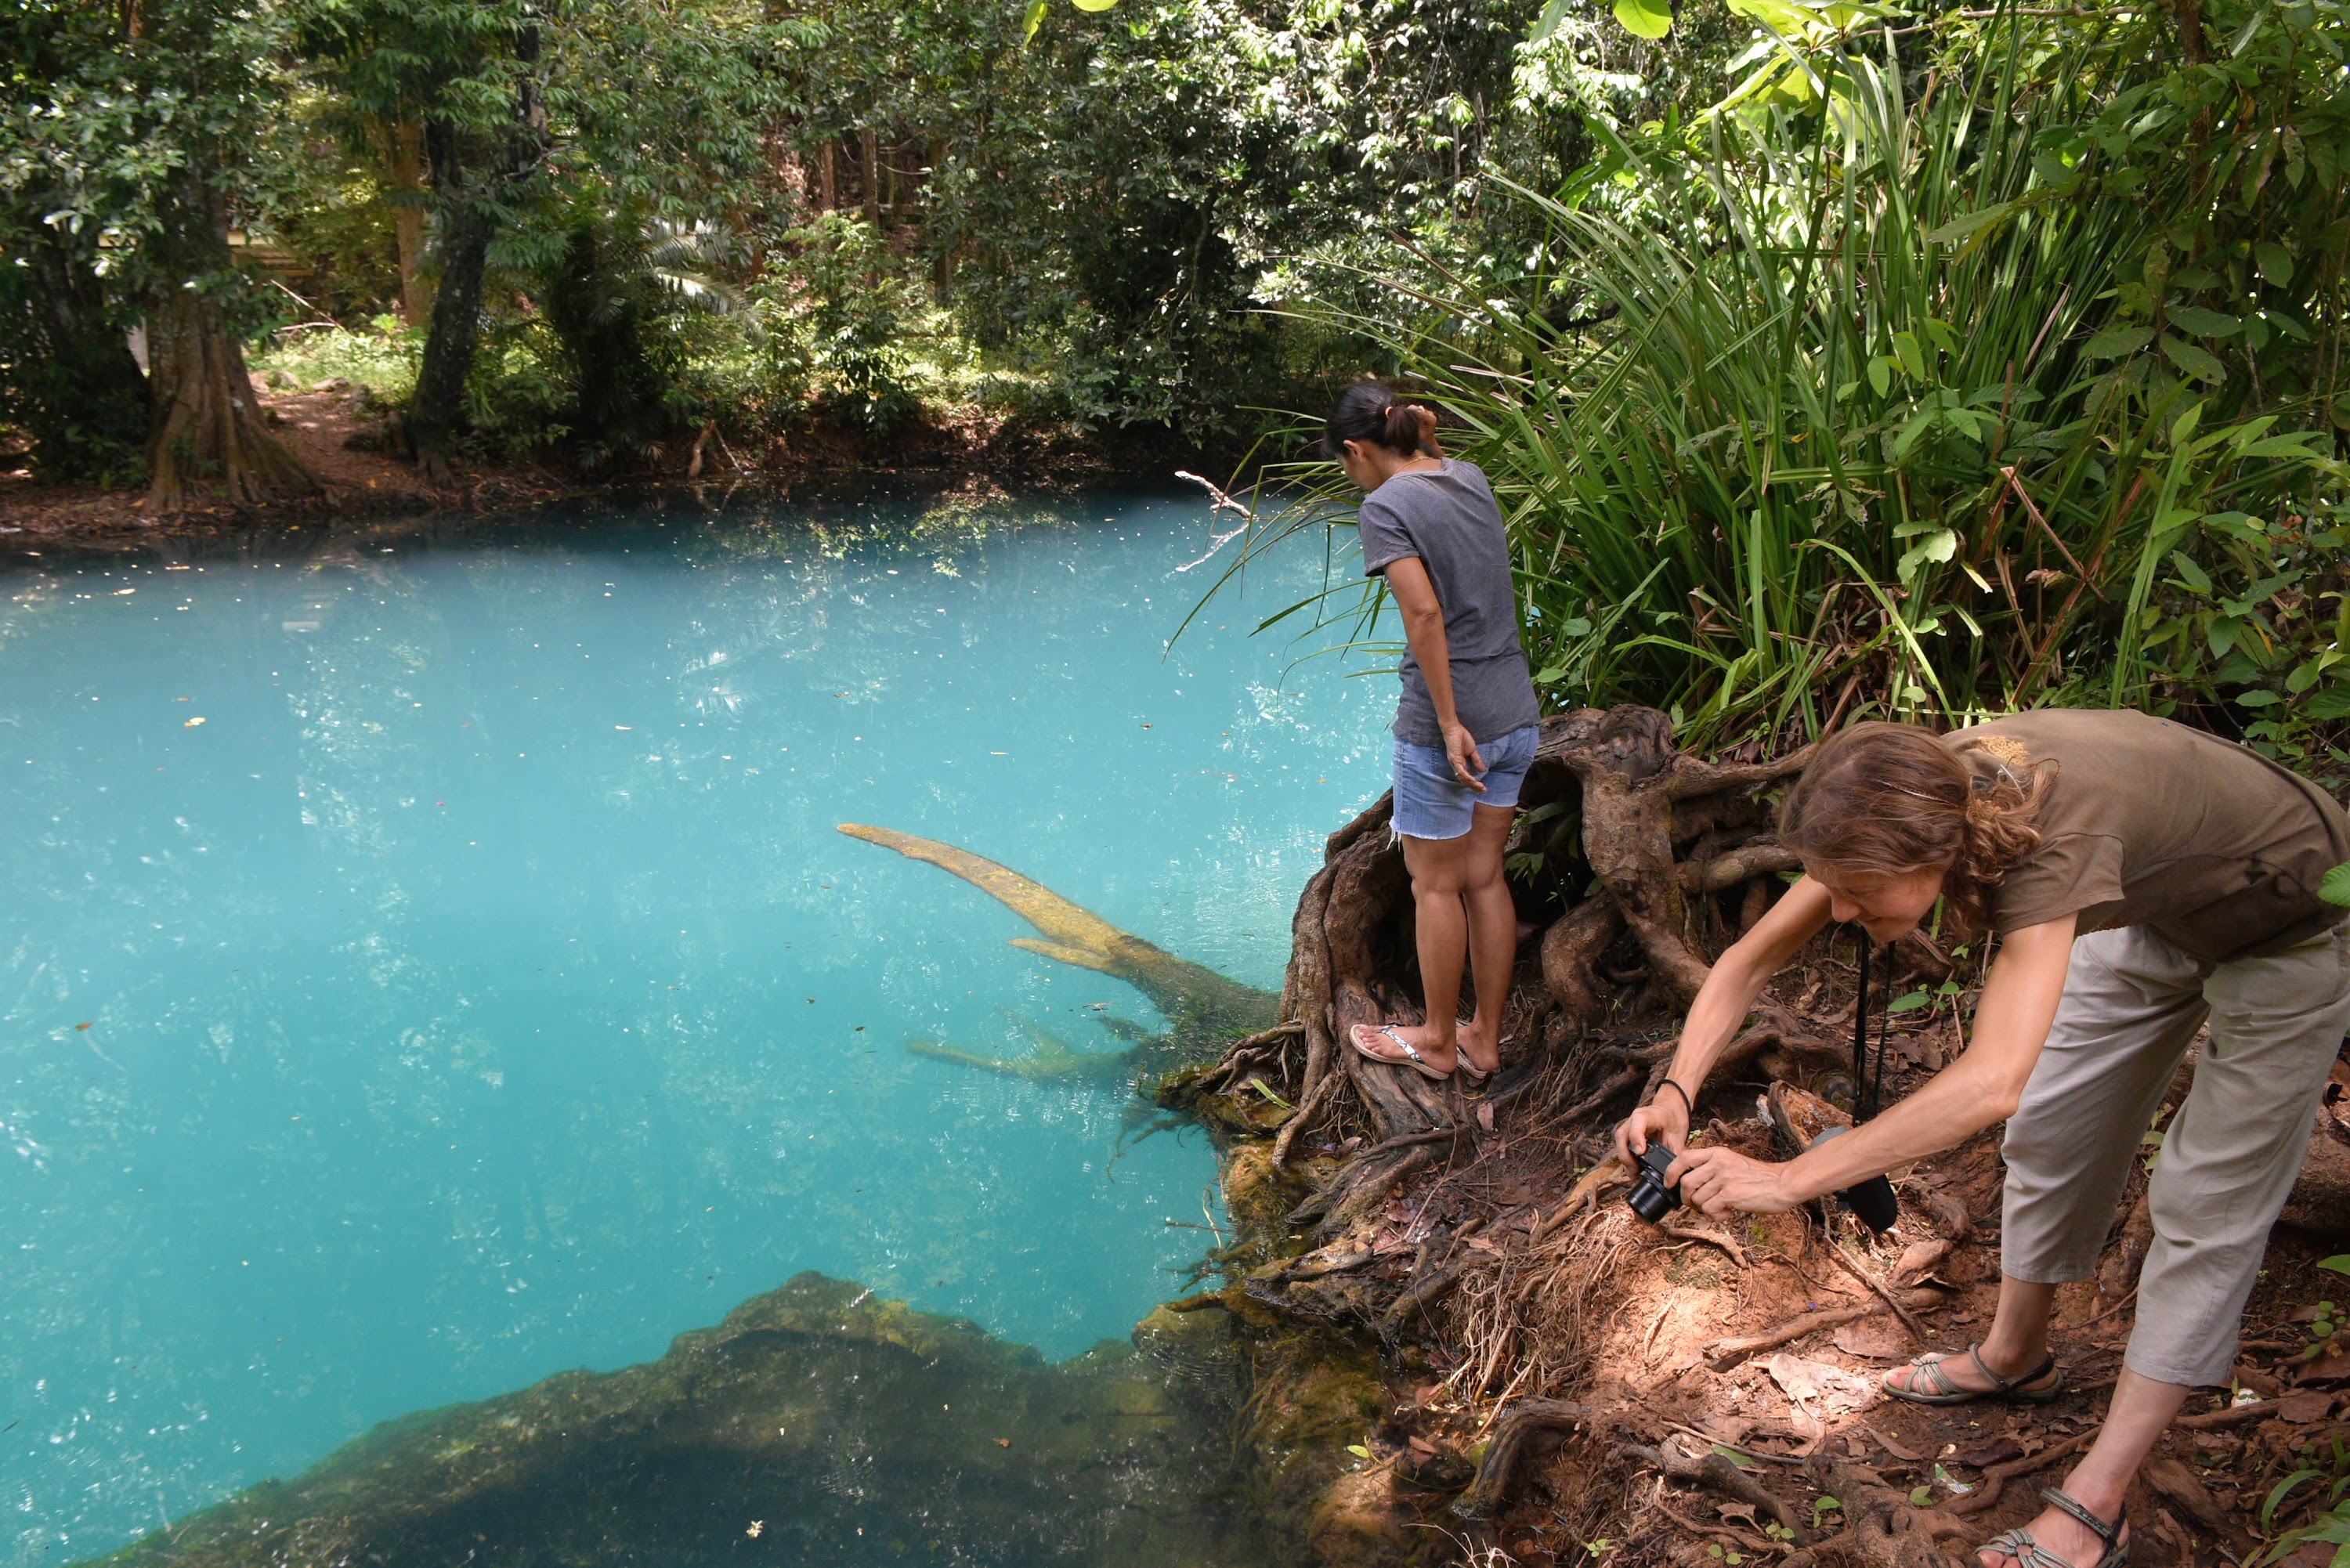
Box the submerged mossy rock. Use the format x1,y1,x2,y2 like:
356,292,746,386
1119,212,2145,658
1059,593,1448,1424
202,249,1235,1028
96,1274,1269,1568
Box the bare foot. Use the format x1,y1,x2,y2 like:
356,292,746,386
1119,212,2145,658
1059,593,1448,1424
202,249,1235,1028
1979,1496,2125,1567
1454,1021,1502,1078
1883,1342,2056,1399
1348,1021,1459,1076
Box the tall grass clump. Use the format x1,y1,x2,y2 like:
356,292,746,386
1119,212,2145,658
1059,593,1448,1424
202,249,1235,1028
1218,0,2350,773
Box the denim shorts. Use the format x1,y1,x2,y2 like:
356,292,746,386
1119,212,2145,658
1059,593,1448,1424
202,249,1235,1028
1390,723,1540,841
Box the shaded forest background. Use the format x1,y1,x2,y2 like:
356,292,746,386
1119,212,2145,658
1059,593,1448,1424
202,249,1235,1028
6,0,2350,768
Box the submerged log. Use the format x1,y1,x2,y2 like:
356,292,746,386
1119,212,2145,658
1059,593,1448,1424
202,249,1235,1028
840,823,1277,1079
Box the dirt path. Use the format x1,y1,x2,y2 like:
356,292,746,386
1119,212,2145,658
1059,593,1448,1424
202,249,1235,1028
0,385,588,547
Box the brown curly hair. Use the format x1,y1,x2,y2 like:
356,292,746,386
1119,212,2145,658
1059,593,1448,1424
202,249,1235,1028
1777,721,2052,934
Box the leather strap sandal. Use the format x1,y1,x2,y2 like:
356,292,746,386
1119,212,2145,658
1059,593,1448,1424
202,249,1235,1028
1978,1486,2129,1567
1883,1343,2066,1406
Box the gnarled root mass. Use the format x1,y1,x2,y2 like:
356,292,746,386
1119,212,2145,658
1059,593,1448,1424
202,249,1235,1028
1176,705,2350,1568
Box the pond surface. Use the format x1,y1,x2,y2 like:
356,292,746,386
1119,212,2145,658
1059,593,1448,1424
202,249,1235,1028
0,490,1388,1564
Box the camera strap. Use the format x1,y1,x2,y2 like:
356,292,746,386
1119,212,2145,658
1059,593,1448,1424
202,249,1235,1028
1836,930,1900,1232
1852,935,1889,1124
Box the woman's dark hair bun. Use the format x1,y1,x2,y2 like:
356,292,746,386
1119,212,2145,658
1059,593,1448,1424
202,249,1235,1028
1324,378,1437,459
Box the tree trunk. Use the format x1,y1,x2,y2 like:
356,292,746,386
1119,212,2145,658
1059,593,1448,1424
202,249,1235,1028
379,118,432,327
861,128,880,227
819,141,836,211
407,27,545,485
141,175,318,511
143,286,317,510
408,132,496,486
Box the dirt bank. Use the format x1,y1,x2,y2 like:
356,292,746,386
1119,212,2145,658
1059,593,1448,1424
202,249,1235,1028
0,387,1195,550
1173,706,2350,1568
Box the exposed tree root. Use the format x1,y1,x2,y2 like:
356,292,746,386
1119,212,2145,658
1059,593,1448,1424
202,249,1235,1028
841,710,2348,1568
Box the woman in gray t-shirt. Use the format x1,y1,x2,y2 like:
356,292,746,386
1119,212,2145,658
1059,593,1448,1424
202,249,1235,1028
1326,380,1541,1085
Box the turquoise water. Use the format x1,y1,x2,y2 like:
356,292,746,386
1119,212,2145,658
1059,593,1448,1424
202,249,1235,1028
0,492,1388,1564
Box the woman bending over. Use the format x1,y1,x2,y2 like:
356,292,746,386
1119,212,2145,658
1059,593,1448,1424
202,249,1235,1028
1615,710,2350,1568
1327,380,1542,1083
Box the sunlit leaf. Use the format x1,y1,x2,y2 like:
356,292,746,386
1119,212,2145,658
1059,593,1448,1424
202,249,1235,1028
1611,0,1674,40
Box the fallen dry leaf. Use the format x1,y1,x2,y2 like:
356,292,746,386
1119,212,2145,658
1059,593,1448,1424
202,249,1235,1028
1953,1436,2023,1470
993,1437,1010,1448
1767,1353,1876,1416
2280,1390,2334,1423
1858,1420,1925,1461
1833,1317,1911,1360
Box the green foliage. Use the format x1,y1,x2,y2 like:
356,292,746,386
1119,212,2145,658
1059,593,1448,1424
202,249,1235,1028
251,316,424,403
1223,0,2350,765
0,0,296,481
2258,1433,2350,1567
786,215,927,435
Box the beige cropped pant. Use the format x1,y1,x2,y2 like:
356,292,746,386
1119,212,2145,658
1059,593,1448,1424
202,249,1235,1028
1999,922,2350,1387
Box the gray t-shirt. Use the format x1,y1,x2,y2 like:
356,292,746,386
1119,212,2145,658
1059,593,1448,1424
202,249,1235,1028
1357,460,1542,746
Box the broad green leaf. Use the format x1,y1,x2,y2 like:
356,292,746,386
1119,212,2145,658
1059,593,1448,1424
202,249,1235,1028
2319,1253,2350,1272
1611,0,1674,40
2167,305,2241,338
2162,334,2227,385
2256,241,2295,286
2083,324,2154,360
1891,331,1926,381
2168,551,2211,593
2236,690,2282,707
1867,356,1891,396
1887,988,1930,1013
1896,528,1958,582
2207,616,2241,659
1710,1443,1757,1469
1022,0,1048,40
1530,0,1574,38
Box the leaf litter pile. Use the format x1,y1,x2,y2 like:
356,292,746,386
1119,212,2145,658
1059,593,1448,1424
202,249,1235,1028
1173,706,2350,1568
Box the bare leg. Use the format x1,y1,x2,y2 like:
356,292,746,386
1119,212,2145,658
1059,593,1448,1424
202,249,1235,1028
1980,1368,2178,1566
1455,803,1518,1075
1884,1276,2059,1397
1381,831,1469,1072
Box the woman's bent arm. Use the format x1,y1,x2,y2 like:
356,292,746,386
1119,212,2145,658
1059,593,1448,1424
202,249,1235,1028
1616,878,1835,1161
1672,914,2077,1216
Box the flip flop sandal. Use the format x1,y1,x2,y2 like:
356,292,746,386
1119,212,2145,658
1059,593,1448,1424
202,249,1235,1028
1457,1033,1520,1087
1347,1023,1454,1082
1883,1343,2066,1406
1978,1486,2128,1568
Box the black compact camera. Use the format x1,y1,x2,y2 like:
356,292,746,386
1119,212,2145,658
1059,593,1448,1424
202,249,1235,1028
1624,1140,1680,1224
